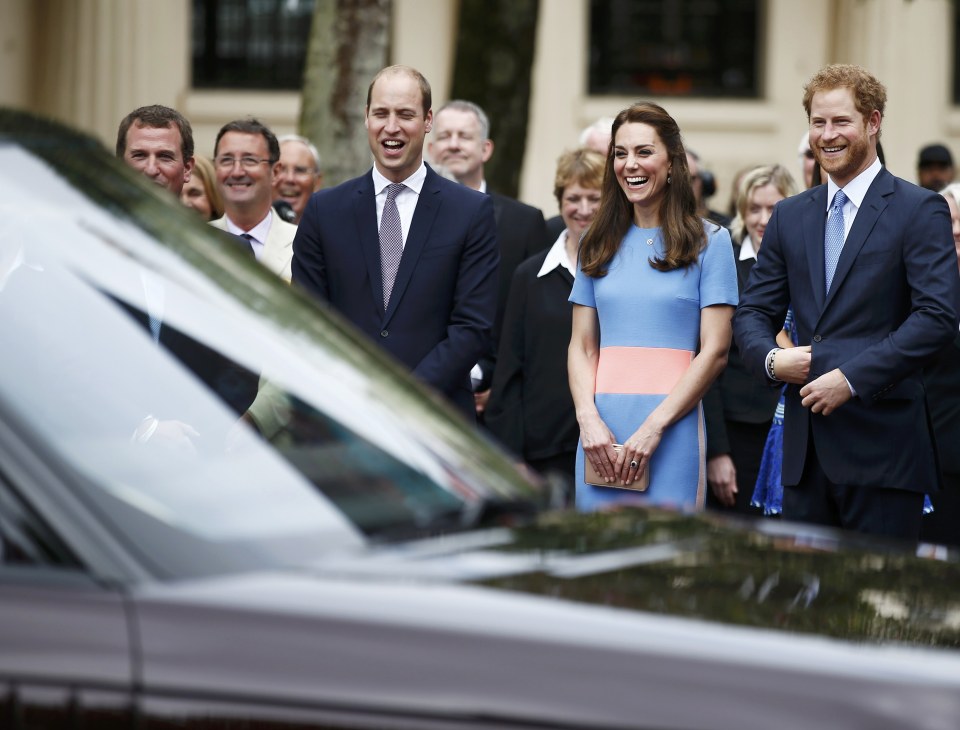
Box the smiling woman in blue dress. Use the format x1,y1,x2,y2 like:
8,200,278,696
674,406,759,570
568,102,738,512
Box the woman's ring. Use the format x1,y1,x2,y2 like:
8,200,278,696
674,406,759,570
629,460,639,470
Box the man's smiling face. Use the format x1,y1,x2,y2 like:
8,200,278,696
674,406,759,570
809,86,880,188
365,70,432,183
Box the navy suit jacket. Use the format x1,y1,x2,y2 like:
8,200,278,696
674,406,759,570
734,167,960,491
291,164,499,419
477,192,547,390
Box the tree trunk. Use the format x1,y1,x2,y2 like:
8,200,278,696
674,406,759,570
449,0,539,199
300,0,391,187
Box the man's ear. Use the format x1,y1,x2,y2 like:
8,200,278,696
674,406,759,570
424,109,433,134
183,156,195,184
867,109,882,138
481,139,494,164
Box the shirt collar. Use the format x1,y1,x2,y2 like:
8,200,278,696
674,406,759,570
739,235,757,261
224,209,273,242
372,162,427,195
826,156,882,210
538,229,577,278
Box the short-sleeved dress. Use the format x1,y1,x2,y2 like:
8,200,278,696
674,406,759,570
569,223,738,512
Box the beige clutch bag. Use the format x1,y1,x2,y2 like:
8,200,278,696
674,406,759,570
584,444,650,492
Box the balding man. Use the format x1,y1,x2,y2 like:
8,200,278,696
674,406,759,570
428,99,546,417
292,67,499,421
273,134,324,224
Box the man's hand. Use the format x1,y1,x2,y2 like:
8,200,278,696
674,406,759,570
474,389,490,415
707,454,738,507
800,368,852,415
773,345,811,384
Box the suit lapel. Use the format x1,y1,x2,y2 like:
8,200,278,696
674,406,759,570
734,250,754,292
261,217,292,274
383,166,442,322
823,168,892,310
353,173,385,313
803,186,828,313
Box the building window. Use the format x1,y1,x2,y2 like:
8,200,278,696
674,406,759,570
589,0,762,98
192,0,315,90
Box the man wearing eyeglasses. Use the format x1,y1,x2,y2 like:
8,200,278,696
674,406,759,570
273,135,324,224
211,119,297,282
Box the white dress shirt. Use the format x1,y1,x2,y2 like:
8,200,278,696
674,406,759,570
538,229,577,279
223,209,275,261
372,163,427,248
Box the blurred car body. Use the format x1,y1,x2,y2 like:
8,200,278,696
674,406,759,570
2,110,960,730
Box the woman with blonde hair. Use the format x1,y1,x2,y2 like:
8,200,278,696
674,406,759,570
180,154,224,221
568,102,737,511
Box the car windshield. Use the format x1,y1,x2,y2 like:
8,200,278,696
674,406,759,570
0,120,539,580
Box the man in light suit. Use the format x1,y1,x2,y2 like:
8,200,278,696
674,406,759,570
428,99,546,417
292,66,499,420
734,64,960,541
211,118,297,282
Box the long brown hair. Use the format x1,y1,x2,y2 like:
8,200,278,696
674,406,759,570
579,102,704,277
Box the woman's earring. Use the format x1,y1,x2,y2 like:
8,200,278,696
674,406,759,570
667,174,672,184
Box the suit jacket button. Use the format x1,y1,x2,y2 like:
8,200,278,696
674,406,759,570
380,329,389,338
813,334,822,342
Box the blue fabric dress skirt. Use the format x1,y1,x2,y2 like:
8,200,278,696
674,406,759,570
569,223,738,512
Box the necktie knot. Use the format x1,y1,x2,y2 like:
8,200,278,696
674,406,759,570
385,183,405,202
831,189,848,211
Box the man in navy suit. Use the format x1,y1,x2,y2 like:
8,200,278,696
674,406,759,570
292,66,499,420
428,99,546,418
734,64,960,541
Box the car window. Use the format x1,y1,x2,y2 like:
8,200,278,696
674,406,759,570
0,474,80,570
0,142,538,579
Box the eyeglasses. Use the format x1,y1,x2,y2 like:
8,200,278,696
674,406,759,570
215,155,272,170
278,165,318,178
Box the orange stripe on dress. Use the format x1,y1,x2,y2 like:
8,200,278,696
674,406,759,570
595,346,693,395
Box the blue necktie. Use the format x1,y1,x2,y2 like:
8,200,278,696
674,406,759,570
824,189,847,294
239,233,256,257
379,183,405,308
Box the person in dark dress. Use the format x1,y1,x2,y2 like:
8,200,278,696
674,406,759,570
486,148,605,503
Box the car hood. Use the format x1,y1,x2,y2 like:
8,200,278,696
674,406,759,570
131,510,960,730
312,507,960,649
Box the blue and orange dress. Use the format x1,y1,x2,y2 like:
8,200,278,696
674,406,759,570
570,223,738,512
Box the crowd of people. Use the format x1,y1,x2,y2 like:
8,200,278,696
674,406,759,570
115,61,960,548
